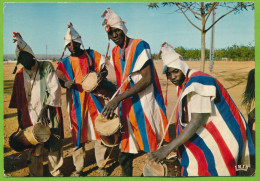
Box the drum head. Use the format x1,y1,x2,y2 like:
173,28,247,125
33,123,51,143
82,72,98,92
95,114,120,136
143,161,167,177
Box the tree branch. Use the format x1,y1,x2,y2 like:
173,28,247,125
176,4,202,31
204,3,218,25
177,3,201,16
205,2,243,32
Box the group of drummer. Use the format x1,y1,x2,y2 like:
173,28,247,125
9,7,255,177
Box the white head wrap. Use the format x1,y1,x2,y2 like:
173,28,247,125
64,22,82,48
102,8,128,34
160,42,189,76
13,32,35,59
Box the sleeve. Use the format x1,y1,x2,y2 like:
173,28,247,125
45,63,61,107
93,50,106,72
99,54,106,69
187,92,212,114
9,75,19,109
109,51,114,68
132,40,152,73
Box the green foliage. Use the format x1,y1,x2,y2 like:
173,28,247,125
215,45,254,61
153,44,254,61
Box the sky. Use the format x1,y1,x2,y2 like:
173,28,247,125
3,2,255,56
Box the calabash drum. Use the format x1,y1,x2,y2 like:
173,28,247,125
143,155,181,177
82,72,100,92
82,72,116,99
95,114,121,147
9,123,51,152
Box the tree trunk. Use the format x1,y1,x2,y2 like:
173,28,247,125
200,11,206,72
200,31,206,72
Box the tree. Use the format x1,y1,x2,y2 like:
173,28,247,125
148,2,254,72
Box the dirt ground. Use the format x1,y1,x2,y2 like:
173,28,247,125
3,60,254,177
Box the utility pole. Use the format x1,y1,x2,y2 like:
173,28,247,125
46,45,48,60
209,8,216,72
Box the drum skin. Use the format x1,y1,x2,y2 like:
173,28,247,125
9,123,51,152
82,72,99,92
82,72,116,99
95,114,121,147
143,155,181,177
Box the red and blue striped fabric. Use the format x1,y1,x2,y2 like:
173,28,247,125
176,70,255,176
111,39,169,153
57,50,105,148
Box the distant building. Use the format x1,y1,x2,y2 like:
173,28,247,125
222,57,233,61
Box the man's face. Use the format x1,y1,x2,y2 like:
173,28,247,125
107,27,125,48
67,41,82,55
166,67,185,86
18,51,36,70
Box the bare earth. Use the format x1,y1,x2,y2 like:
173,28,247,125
3,60,254,177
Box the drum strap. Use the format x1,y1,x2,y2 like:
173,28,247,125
158,69,191,148
110,75,130,100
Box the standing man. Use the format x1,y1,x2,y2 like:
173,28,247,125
101,8,169,176
148,42,255,176
9,32,64,177
56,23,108,176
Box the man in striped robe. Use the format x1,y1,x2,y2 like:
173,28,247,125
101,8,169,176
56,23,108,176
148,42,255,176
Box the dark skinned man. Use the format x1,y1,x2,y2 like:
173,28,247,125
9,32,64,177
148,42,255,176
101,8,169,176
56,23,108,177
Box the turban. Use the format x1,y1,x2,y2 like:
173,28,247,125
101,8,128,35
160,42,189,76
13,32,34,59
64,22,82,48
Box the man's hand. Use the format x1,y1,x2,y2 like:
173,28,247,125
102,97,120,119
97,68,108,83
147,145,171,163
38,106,49,126
64,80,74,89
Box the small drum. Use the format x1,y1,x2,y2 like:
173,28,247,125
143,154,181,177
9,123,51,152
95,114,121,147
82,72,116,99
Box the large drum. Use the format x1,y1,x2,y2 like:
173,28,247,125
143,154,181,177
9,123,51,152
82,72,116,100
95,114,121,147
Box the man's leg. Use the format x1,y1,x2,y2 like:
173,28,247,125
72,143,85,176
28,144,44,177
118,151,134,176
48,147,64,176
94,140,108,176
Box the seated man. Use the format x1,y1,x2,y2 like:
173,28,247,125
9,32,64,177
148,42,255,176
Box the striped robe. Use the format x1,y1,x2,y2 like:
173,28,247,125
176,70,255,176
110,39,169,153
57,50,105,147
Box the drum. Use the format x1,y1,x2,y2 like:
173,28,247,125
143,154,181,177
82,72,116,99
95,114,121,147
9,123,51,152
82,72,100,92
